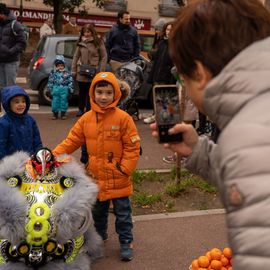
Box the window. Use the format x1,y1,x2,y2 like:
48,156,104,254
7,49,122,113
103,0,127,12
158,0,181,17
56,40,77,59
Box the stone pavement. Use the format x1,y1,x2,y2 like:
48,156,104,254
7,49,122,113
29,111,228,270
92,210,227,270
17,68,228,270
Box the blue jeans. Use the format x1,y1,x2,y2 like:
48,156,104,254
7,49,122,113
92,197,133,244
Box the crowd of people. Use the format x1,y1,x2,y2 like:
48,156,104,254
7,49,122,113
1,0,270,269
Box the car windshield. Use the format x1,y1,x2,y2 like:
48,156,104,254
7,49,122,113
56,40,77,59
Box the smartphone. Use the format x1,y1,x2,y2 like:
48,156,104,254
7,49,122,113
153,84,183,143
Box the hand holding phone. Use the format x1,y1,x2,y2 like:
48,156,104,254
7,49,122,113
153,84,183,143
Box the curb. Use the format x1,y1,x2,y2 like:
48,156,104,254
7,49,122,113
29,107,78,114
133,209,225,222
137,168,172,173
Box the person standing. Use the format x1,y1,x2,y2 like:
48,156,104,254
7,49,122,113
72,24,107,117
62,16,80,35
40,18,55,39
53,72,141,262
151,1,270,269
47,55,73,120
143,22,176,124
0,3,26,92
106,10,141,73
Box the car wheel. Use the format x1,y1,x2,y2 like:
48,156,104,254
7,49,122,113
38,79,51,105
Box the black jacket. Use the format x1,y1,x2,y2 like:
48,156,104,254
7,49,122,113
0,13,26,63
148,38,176,84
106,23,141,62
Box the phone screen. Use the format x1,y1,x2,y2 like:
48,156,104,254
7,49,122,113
153,85,183,143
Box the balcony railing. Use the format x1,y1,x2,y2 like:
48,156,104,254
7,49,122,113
103,0,127,12
158,4,181,17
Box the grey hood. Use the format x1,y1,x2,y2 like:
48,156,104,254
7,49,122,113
204,36,270,130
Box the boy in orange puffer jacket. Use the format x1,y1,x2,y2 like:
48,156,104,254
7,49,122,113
53,72,141,262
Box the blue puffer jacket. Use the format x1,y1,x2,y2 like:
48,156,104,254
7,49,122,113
0,12,26,63
0,85,43,160
106,23,141,62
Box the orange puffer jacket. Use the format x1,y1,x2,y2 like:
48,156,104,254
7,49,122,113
54,72,141,201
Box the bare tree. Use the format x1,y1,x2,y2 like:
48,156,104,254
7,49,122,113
42,0,105,33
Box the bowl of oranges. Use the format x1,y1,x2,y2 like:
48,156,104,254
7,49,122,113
189,247,233,270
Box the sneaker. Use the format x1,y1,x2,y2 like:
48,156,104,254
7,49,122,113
143,115,155,124
60,112,67,120
162,154,177,164
51,112,58,120
120,243,133,261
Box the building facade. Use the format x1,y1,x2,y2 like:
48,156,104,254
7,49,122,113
2,0,183,54
3,0,183,31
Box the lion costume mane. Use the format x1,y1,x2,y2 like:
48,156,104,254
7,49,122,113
0,148,103,270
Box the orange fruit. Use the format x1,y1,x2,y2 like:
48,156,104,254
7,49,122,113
221,267,227,270
205,251,212,261
210,248,222,261
211,259,222,270
227,267,233,270
230,258,233,265
198,256,210,268
220,255,229,266
191,259,199,269
223,247,232,259
198,268,208,270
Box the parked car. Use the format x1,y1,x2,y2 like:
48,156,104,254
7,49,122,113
28,34,153,106
27,35,79,105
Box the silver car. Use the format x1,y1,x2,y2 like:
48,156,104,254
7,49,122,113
27,34,79,105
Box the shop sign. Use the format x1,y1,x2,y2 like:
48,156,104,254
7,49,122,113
10,7,151,30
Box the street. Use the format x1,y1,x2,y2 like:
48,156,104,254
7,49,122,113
13,73,228,270
16,72,174,171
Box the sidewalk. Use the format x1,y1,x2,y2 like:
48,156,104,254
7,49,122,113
92,210,227,270
29,112,228,270
17,67,228,270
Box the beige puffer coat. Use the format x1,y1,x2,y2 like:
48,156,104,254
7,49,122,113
71,38,107,83
185,37,270,270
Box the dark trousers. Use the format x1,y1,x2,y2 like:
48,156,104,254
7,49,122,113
92,197,133,244
77,81,91,112
198,112,207,131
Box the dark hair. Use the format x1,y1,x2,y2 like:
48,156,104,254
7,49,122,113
160,21,174,39
170,0,270,78
78,24,102,47
95,81,113,88
0,3,10,15
117,10,129,20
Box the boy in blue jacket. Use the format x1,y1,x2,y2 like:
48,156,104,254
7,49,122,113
47,55,73,120
0,85,43,160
